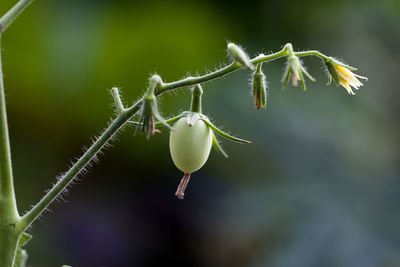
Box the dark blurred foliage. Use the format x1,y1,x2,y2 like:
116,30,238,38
1,0,400,266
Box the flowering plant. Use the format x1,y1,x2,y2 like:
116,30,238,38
0,1,367,266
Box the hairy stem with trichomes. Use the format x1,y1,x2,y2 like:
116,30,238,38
0,0,365,266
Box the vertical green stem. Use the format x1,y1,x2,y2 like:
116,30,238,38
0,36,19,219
0,227,20,267
0,35,21,267
190,85,203,114
0,2,35,266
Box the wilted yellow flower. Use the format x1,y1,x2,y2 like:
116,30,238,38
335,65,368,95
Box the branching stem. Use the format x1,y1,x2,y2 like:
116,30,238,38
0,36,19,220
0,1,357,266
20,43,332,229
20,100,142,229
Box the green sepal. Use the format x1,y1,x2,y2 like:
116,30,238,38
299,69,307,92
326,74,332,86
301,66,316,82
324,58,341,87
212,133,228,158
332,60,357,71
201,118,251,144
152,106,172,130
129,114,185,127
163,114,185,126
281,65,291,91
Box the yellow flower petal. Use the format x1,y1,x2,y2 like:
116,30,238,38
335,64,367,94
339,77,355,95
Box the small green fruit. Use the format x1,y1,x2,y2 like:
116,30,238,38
169,116,212,174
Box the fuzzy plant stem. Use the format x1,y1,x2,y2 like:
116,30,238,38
19,101,142,229
20,47,293,227
157,49,289,95
0,34,22,267
190,85,203,113
20,43,333,228
0,1,34,265
0,2,336,262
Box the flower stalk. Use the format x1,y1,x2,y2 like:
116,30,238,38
190,85,203,113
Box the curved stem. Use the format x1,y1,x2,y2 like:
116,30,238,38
20,101,142,230
0,0,34,33
20,42,332,229
295,50,328,60
0,228,20,267
110,87,126,113
157,48,288,95
20,47,287,227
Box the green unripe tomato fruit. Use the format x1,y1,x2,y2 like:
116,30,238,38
169,117,212,174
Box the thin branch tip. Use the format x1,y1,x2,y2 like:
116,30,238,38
110,87,125,113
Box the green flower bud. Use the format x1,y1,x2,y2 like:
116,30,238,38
227,42,255,71
251,63,267,109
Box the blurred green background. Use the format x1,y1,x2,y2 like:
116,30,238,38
1,0,400,266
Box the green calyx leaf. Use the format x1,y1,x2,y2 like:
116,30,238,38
129,114,185,127
299,69,307,92
134,97,171,139
324,58,341,87
281,65,291,91
163,114,186,126
300,65,316,83
326,74,332,86
212,133,228,158
201,117,252,144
